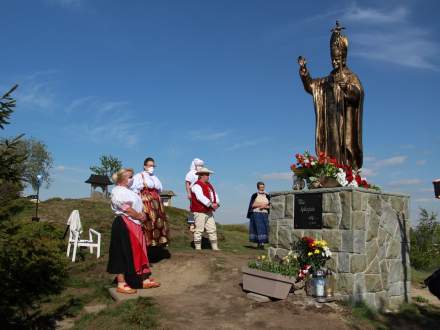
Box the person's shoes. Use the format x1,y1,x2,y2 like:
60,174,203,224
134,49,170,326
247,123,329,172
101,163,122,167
211,242,220,251
258,244,265,250
116,283,137,294
143,280,161,289
195,243,202,250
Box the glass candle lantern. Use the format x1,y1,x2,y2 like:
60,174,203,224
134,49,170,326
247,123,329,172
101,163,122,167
314,269,326,298
325,270,335,298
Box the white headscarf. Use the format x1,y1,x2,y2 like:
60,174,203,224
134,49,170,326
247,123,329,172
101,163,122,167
186,158,205,186
190,158,204,171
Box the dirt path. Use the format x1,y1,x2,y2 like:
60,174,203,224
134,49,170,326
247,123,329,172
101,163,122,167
411,284,440,307
147,251,351,330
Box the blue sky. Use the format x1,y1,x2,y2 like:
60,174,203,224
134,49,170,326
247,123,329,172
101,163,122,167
1,0,439,224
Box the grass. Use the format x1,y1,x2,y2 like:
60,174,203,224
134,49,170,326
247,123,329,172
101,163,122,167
344,300,440,330
73,297,159,330
411,268,432,286
10,198,257,328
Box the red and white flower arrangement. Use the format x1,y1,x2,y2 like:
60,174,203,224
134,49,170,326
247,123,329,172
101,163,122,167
290,151,372,189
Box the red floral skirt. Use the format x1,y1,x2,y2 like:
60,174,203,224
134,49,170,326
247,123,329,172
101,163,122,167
140,188,169,246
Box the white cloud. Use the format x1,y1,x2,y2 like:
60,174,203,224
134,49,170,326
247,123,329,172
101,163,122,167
14,70,61,112
289,4,440,71
363,156,376,162
416,160,427,166
388,179,422,186
65,96,95,113
74,118,148,147
418,188,434,193
18,82,56,111
47,0,82,8
375,156,407,167
189,130,229,141
352,28,439,71
226,138,270,151
65,98,148,147
54,165,88,173
414,198,434,203
360,168,377,177
343,5,408,24
261,172,292,181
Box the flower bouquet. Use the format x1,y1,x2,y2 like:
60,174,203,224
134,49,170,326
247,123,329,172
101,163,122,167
293,236,332,281
290,151,373,189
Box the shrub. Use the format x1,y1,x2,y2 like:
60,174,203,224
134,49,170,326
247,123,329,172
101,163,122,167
410,208,440,270
0,220,68,327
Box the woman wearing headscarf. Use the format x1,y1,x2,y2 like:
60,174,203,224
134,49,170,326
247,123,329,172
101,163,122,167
131,157,169,247
185,158,204,232
107,168,160,294
247,182,271,249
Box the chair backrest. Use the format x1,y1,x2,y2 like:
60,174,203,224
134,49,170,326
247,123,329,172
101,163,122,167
67,210,83,237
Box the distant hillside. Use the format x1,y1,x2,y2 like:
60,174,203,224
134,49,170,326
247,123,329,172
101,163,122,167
13,198,249,252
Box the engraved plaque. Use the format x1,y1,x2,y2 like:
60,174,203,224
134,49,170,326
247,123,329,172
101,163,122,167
294,193,323,229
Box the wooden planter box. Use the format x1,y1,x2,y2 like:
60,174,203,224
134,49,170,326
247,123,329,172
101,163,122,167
242,266,296,299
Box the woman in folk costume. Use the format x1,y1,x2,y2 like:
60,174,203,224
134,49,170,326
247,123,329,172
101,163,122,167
107,168,160,294
185,158,205,232
131,157,169,247
246,181,271,249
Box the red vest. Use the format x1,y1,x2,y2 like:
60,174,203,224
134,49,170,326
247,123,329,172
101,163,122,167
191,180,217,213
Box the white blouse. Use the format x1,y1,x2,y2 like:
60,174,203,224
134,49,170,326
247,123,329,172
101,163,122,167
131,171,163,194
185,170,198,187
111,185,144,225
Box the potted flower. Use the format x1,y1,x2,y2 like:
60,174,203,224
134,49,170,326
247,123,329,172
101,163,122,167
242,252,299,299
290,151,373,189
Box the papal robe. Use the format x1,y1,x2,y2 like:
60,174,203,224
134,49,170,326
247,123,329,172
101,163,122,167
300,67,364,169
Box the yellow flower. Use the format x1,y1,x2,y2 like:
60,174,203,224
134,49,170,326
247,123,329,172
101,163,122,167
307,252,313,256
261,255,266,260
314,249,320,254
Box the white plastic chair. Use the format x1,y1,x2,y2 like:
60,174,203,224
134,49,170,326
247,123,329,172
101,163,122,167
66,210,101,262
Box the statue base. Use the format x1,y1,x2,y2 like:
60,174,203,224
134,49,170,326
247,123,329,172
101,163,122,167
268,187,411,310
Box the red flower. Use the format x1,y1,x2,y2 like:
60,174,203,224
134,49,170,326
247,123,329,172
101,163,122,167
360,179,369,188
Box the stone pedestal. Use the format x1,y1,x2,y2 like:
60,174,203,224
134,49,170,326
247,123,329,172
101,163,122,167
268,187,411,310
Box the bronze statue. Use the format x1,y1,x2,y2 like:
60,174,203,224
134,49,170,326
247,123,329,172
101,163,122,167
298,21,364,169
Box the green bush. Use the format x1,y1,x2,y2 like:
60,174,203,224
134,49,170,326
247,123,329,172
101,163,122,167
410,208,440,270
0,220,68,327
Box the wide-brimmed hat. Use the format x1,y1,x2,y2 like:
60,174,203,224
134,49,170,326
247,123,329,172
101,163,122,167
196,167,214,175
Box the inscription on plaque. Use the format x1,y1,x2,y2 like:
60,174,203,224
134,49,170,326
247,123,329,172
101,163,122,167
294,193,323,229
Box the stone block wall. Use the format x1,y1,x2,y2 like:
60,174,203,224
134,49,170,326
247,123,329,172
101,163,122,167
268,187,411,310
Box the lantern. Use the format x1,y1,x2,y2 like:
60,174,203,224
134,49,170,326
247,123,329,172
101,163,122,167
325,269,335,298
434,179,440,199
313,269,326,301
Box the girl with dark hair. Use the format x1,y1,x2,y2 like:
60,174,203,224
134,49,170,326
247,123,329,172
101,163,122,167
131,157,169,247
247,182,270,249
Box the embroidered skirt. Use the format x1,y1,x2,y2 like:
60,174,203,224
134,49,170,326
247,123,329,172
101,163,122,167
249,212,269,244
140,188,169,246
